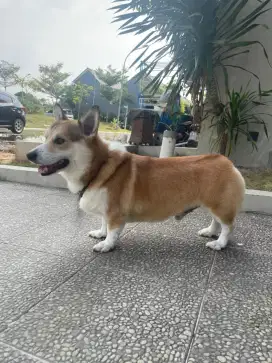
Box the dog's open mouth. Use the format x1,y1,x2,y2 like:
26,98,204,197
38,159,69,176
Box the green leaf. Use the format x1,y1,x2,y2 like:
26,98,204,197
224,64,262,93
228,23,270,42
239,0,271,27
221,65,229,94
220,40,272,68
217,0,249,35
220,50,250,61
129,47,149,68
109,3,131,13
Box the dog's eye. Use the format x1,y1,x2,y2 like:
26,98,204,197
54,137,65,145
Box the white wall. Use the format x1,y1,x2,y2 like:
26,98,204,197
197,1,272,167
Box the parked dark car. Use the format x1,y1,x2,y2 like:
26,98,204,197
0,91,26,134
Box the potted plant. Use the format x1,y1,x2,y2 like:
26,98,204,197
210,86,272,156
159,127,178,158
158,103,182,157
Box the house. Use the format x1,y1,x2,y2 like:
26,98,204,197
73,68,141,117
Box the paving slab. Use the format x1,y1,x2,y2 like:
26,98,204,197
188,249,272,363
132,209,272,255
0,181,271,363
0,264,202,363
5,211,101,258
0,184,72,240
0,243,96,330
0,342,47,363
0,182,136,254
95,233,214,287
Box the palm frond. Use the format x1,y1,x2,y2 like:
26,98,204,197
110,0,272,119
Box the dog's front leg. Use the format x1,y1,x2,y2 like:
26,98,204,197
93,221,124,253
89,217,107,239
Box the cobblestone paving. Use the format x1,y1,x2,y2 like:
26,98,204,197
0,182,271,363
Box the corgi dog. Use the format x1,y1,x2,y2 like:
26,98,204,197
27,104,245,253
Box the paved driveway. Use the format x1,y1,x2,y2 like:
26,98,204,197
0,182,271,363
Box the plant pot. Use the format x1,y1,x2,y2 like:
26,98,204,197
159,130,177,158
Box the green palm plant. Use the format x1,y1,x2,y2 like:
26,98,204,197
210,86,272,156
110,0,272,126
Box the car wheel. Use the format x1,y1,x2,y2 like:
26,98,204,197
11,118,25,134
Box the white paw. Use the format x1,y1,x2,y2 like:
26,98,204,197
93,241,114,253
206,240,223,251
88,229,107,239
198,228,215,238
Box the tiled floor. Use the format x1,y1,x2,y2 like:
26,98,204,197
0,182,271,363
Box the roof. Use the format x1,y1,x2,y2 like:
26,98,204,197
72,68,106,85
73,67,141,87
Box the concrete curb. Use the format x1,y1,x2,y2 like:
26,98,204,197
0,165,66,189
243,189,272,215
137,145,197,158
0,165,272,215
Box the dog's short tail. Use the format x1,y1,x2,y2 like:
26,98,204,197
233,167,246,212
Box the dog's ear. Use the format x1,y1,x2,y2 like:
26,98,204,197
79,106,100,136
53,103,68,121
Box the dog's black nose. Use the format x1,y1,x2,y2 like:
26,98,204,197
27,150,38,162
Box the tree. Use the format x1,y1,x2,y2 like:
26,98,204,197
0,60,20,90
29,63,70,102
15,92,43,114
94,65,134,106
72,83,93,105
111,0,272,154
40,98,53,111
15,74,31,104
62,82,93,119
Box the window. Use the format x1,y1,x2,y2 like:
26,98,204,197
0,92,12,104
12,96,23,107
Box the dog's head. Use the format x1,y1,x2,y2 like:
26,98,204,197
27,104,100,176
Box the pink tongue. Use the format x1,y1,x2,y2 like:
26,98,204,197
38,165,49,174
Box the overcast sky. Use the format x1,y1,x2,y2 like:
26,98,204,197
0,0,142,84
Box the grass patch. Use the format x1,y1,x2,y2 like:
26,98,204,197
240,168,272,192
99,123,130,133
0,161,37,168
22,130,45,138
26,113,130,133
26,114,53,128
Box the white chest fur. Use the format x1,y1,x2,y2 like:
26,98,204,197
79,187,108,216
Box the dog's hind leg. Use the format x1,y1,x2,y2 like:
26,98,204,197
206,220,232,251
89,217,107,239
204,167,244,251
204,205,235,251
198,217,221,238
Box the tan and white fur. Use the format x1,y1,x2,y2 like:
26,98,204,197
27,104,245,253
